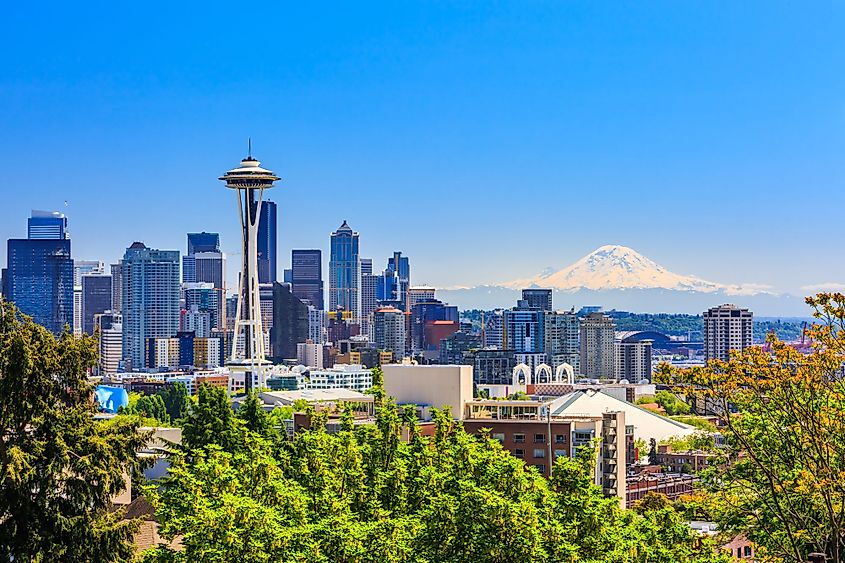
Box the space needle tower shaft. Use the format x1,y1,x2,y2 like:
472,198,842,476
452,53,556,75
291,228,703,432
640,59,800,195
219,146,280,394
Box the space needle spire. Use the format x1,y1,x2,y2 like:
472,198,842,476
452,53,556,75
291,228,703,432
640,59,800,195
219,145,280,393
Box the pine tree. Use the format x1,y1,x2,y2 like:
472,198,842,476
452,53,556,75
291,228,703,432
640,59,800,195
0,303,150,561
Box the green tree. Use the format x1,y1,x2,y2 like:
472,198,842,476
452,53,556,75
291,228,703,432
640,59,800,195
181,383,242,452
135,394,170,424
237,391,273,438
657,292,845,563
143,389,730,562
0,303,150,562
159,381,190,422
654,390,691,415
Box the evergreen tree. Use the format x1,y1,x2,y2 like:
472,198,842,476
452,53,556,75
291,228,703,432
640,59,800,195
181,383,242,452
159,381,190,422
0,303,150,561
237,391,272,438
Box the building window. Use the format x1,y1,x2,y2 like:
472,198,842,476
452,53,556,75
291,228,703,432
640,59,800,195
554,449,567,458
744,546,752,557
514,448,524,458
491,433,505,442
533,448,546,458
513,433,525,443
534,433,546,444
555,434,566,444
536,464,546,474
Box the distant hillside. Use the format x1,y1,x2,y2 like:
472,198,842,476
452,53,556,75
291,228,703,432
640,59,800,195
460,309,807,344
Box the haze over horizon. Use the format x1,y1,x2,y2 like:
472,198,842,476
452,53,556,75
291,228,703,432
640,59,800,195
1,2,843,299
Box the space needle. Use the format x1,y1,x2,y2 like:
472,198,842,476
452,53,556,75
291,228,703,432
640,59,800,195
219,143,280,394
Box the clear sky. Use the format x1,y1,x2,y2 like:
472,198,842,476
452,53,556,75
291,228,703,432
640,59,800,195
1,2,843,295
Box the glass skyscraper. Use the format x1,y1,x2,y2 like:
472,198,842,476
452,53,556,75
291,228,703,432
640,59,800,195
328,221,360,323
257,200,277,284
27,210,68,240
5,238,73,334
187,232,220,255
290,249,324,310
4,210,73,335
121,242,180,370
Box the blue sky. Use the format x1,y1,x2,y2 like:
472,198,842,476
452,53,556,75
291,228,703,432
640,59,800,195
1,2,843,295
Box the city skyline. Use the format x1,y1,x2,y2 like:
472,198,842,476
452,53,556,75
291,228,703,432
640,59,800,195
1,3,844,298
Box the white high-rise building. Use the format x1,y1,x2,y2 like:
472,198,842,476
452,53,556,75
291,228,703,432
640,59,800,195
615,333,653,383
372,306,406,359
544,309,580,374
296,341,323,369
95,312,122,375
703,304,753,362
579,312,616,379
307,306,324,344
408,286,436,308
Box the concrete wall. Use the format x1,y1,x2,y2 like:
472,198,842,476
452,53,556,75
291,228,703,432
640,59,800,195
382,364,473,420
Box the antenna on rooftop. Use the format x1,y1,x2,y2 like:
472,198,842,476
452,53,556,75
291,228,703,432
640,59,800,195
248,137,252,158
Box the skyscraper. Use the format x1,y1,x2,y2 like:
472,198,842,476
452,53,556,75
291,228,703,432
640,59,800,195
372,306,406,360
182,233,225,331
270,282,309,361
121,242,180,370
503,305,545,354
579,312,616,379
110,261,123,313
27,210,68,240
5,211,73,335
360,258,378,331
703,304,753,362
386,251,410,310
94,311,122,375
81,273,112,334
182,282,221,337
411,297,459,353
615,333,653,383
544,309,580,374
73,260,103,335
258,200,277,284
521,288,553,312
329,221,361,323
290,249,324,309
187,232,220,255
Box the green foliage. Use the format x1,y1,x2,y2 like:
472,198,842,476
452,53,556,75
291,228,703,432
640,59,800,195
143,394,729,562
0,303,151,561
181,383,243,452
654,390,691,416
660,432,715,452
159,382,190,422
657,293,845,562
671,416,717,432
237,391,273,438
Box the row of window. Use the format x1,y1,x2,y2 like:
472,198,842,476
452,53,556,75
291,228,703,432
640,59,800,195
513,448,569,459
491,433,568,444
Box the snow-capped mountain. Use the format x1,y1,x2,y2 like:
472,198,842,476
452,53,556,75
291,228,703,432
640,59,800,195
436,245,800,314
503,245,764,295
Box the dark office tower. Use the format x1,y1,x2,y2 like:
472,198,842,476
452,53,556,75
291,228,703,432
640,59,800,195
257,200,278,283
329,221,360,323
81,273,112,334
6,238,73,335
521,288,553,312
187,232,220,255
291,249,324,310
411,298,459,353
270,282,309,361
121,242,180,370
27,210,68,240
110,262,123,313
